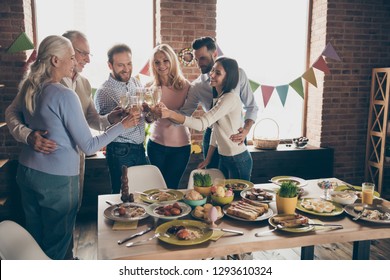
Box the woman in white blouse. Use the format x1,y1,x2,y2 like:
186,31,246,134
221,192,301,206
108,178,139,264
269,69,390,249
160,57,253,180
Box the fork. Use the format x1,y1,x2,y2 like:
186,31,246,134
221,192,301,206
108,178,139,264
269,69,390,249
126,233,169,247
255,225,283,237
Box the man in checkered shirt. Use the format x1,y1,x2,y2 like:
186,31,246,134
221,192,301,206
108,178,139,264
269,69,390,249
94,44,148,194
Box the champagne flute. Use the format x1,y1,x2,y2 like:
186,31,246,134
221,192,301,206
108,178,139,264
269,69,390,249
119,93,130,109
129,96,142,135
152,86,162,104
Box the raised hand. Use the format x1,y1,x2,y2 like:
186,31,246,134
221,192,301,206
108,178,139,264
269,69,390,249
108,107,124,124
121,111,141,129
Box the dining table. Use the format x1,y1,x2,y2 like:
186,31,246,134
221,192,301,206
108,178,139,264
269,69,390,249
97,178,390,260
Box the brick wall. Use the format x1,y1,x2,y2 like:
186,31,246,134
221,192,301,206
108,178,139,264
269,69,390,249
0,0,33,160
307,0,390,184
155,0,217,145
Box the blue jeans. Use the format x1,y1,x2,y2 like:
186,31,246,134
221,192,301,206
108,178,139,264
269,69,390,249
219,150,253,181
203,127,220,169
16,164,79,260
147,140,191,189
106,142,149,194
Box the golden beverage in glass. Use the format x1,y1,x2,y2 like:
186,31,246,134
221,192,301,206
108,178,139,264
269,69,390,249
361,182,374,205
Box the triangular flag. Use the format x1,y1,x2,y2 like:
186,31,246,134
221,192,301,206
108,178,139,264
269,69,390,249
322,42,341,61
261,85,274,108
249,79,260,92
135,74,141,81
216,44,224,56
276,85,289,106
313,56,330,75
302,67,318,88
7,32,34,53
289,77,304,99
139,60,150,76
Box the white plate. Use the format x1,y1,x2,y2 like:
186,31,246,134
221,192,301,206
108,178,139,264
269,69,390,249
103,202,149,222
223,204,273,222
146,201,191,220
271,176,308,187
240,188,276,203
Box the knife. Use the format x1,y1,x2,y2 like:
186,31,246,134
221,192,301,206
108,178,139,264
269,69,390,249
118,226,153,245
210,228,244,235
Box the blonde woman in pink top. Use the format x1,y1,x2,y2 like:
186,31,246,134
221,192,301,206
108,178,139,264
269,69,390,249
147,44,191,188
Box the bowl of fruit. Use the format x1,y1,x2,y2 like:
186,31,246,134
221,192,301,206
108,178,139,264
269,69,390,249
210,185,234,205
293,137,309,149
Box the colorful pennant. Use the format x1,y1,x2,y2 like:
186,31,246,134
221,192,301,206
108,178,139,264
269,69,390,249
139,60,150,76
7,32,34,53
289,78,304,99
276,85,289,106
322,42,341,61
302,67,317,88
249,79,260,92
313,56,331,75
261,85,274,108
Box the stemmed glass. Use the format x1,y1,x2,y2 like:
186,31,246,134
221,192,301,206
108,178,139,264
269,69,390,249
119,92,130,110
129,96,142,135
317,179,337,200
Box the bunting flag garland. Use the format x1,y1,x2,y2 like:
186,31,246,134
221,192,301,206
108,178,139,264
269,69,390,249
261,85,275,108
289,77,304,99
7,32,34,53
312,56,331,75
276,85,289,106
249,79,260,92
322,42,341,61
302,67,317,88
136,42,340,108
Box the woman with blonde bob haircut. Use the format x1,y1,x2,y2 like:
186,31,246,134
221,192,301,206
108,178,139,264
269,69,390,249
10,35,139,259
146,44,191,188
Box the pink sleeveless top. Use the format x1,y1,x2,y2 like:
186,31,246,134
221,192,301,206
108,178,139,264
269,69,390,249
150,82,191,147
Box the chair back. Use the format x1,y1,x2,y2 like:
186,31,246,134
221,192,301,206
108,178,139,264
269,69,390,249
126,165,167,192
0,220,51,260
187,168,225,189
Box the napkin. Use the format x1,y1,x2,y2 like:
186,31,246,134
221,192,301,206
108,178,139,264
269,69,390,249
112,220,138,230
210,230,225,241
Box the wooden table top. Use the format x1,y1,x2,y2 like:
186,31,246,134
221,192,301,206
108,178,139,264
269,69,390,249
97,178,390,260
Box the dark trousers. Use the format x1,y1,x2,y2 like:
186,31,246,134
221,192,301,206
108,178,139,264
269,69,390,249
203,127,228,176
147,140,191,189
106,142,148,194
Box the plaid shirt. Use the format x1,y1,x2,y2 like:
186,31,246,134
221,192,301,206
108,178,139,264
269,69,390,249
94,74,145,144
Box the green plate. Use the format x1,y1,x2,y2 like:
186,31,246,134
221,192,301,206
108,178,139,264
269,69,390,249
224,179,254,193
155,220,213,246
139,189,183,204
269,214,315,233
296,198,344,216
271,176,308,187
335,185,380,198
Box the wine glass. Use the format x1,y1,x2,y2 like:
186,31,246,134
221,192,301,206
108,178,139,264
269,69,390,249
129,96,141,114
152,86,162,104
119,93,129,109
143,89,155,107
317,179,337,200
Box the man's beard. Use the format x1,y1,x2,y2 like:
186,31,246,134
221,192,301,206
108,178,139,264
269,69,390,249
113,70,131,82
200,62,213,74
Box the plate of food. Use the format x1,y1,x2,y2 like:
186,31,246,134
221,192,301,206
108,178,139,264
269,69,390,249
104,202,149,222
146,201,191,220
155,220,214,245
271,176,308,187
224,179,254,193
223,199,273,221
345,203,390,224
138,189,183,204
297,198,344,216
191,203,224,222
269,214,315,233
334,185,380,199
240,187,275,203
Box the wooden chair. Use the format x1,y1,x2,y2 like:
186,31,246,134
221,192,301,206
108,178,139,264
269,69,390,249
187,168,225,189
0,220,51,260
126,165,167,192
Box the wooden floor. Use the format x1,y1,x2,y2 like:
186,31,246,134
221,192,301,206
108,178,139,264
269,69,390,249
73,215,390,260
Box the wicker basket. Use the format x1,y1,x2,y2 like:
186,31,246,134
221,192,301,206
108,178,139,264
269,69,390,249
253,118,280,150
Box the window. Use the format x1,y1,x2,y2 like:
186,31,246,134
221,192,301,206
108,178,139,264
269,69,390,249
34,0,153,89
217,0,310,139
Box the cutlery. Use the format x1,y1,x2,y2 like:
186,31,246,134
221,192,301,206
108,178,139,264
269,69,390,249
126,233,169,247
353,210,365,221
118,226,153,245
268,180,281,186
339,180,359,192
255,225,284,236
302,223,343,228
106,200,121,208
135,191,149,196
210,228,244,235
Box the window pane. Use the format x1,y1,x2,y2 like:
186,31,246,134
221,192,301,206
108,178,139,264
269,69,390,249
217,0,309,139
35,0,153,89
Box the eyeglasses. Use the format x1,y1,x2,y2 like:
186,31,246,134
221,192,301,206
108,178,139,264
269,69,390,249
74,47,93,58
